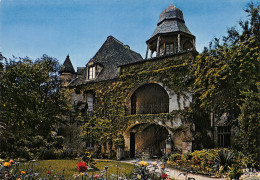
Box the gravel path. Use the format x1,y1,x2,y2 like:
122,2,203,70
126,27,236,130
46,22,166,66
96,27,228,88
121,159,228,180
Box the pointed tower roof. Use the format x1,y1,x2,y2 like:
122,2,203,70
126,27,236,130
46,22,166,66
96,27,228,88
60,55,75,74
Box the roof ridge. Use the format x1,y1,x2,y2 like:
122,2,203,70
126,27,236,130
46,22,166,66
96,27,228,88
107,35,123,45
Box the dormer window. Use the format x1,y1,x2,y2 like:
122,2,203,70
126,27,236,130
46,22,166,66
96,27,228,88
88,66,96,79
86,61,103,80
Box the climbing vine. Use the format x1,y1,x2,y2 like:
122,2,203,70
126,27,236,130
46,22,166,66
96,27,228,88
72,51,197,155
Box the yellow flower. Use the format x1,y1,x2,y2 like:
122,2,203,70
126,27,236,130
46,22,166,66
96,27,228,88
137,174,142,179
3,162,11,167
161,164,165,169
21,171,26,175
139,161,148,167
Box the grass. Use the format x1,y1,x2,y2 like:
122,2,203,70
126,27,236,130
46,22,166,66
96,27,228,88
19,159,135,179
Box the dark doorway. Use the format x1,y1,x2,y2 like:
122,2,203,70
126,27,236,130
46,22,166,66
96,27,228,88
130,132,135,158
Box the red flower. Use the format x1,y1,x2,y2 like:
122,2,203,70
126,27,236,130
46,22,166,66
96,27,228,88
77,162,88,172
94,174,100,178
177,157,181,160
47,171,50,174
161,173,167,179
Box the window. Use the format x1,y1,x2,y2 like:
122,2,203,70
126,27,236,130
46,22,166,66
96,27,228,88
86,92,94,117
166,44,174,55
88,66,96,79
183,41,193,51
217,126,231,147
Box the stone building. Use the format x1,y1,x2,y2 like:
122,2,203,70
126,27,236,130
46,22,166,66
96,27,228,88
60,4,231,158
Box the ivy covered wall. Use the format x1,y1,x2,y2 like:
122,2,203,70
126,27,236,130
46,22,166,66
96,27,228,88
71,51,200,155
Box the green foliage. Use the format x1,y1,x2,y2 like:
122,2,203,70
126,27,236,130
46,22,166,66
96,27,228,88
168,149,218,175
215,149,234,172
114,133,125,149
0,159,135,179
169,153,181,162
192,3,260,157
168,148,257,177
192,37,259,116
237,87,260,160
79,52,196,153
0,55,70,159
227,164,243,180
0,52,5,72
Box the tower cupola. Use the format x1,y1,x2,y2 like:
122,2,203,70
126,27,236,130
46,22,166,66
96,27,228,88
146,4,196,59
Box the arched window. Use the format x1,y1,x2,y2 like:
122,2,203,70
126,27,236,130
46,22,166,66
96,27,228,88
131,83,169,114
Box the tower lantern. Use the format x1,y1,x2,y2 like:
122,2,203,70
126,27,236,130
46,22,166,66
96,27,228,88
146,4,196,59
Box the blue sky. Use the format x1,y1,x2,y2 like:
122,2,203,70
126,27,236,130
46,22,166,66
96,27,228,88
0,0,258,68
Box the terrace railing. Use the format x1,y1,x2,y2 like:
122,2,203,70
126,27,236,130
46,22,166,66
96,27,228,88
131,103,169,114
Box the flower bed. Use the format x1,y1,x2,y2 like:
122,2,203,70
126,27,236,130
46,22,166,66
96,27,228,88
0,159,135,179
167,148,258,178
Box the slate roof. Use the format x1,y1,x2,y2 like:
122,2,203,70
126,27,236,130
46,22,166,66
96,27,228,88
151,20,192,37
148,4,194,42
158,4,184,24
60,55,75,74
68,36,143,86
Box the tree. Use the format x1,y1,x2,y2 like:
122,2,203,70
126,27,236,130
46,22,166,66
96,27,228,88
238,87,260,159
192,3,259,159
0,52,5,72
0,55,70,159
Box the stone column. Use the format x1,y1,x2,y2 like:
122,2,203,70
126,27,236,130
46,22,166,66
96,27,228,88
166,134,172,156
145,45,149,59
177,34,181,52
163,43,166,55
156,36,160,57
182,141,192,154
193,38,196,50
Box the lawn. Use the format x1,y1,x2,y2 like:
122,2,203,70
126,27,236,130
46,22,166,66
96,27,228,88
19,159,135,179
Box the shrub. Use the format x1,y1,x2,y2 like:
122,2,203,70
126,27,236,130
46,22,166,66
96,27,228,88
167,148,258,177
215,149,234,172
228,164,243,180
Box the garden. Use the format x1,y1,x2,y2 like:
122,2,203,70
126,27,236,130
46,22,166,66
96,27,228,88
0,159,135,179
1,148,259,179
0,154,172,180
167,148,259,179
